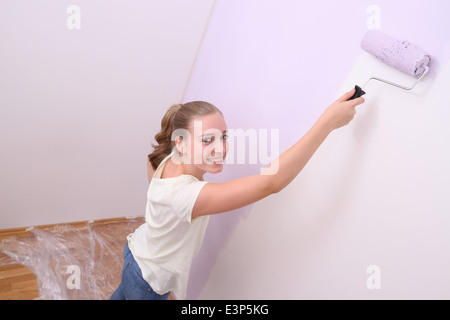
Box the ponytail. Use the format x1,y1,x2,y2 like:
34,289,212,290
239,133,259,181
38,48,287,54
148,104,182,170
148,101,223,170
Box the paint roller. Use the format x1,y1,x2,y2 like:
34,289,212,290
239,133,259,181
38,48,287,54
348,30,431,100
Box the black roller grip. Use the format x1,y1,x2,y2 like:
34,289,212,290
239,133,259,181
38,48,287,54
347,85,366,100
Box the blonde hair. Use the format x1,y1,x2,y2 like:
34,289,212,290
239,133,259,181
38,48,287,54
148,101,222,170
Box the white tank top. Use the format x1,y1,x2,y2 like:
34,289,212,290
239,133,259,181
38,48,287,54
127,153,209,299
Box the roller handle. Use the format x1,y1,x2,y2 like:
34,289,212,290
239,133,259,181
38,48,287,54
347,85,366,100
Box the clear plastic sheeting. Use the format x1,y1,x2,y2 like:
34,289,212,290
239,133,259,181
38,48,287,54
0,217,144,300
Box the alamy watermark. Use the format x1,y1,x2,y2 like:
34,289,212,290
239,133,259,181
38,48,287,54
170,120,280,174
366,265,381,290
66,265,81,290
366,4,381,30
66,5,81,30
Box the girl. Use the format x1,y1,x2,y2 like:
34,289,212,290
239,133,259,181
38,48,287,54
110,89,365,300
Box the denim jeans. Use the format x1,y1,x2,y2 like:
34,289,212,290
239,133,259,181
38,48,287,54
110,243,170,300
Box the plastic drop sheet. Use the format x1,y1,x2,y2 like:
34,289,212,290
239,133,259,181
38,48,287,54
0,217,144,300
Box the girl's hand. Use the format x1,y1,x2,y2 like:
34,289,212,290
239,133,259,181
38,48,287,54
168,291,176,300
318,88,365,132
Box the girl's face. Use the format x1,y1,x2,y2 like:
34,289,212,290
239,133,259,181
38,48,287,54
175,112,228,179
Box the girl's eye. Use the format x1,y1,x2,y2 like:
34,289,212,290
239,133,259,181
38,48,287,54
202,135,227,143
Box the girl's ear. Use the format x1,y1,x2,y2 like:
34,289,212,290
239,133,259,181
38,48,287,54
174,136,184,154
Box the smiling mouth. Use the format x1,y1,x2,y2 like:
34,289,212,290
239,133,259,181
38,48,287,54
206,157,223,164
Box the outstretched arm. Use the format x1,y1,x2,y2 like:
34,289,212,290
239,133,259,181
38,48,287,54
192,89,365,218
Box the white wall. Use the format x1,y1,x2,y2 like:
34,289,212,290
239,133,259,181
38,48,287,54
0,0,214,229
182,0,450,299
198,57,450,299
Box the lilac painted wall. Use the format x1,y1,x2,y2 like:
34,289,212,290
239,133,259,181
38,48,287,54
184,0,450,298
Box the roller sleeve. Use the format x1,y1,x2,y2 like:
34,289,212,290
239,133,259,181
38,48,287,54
361,30,430,78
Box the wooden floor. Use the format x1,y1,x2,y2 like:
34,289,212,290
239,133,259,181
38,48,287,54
0,217,144,300
0,264,39,300
0,227,39,300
